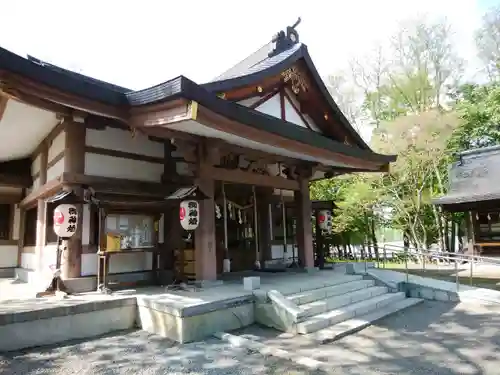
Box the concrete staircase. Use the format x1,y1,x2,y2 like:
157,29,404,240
255,274,422,342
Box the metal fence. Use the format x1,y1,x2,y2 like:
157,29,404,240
365,243,500,291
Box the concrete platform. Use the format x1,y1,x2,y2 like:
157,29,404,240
2,268,422,351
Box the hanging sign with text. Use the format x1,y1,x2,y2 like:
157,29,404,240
180,200,200,231
53,204,79,238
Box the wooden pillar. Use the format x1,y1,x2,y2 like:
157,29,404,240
16,205,25,267
194,146,217,282
294,177,314,269
35,143,48,274
314,209,325,269
62,121,85,279
256,187,272,264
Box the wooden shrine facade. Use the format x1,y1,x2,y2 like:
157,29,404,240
433,145,500,255
0,21,396,290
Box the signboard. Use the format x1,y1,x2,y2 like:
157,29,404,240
180,200,200,231
53,204,78,238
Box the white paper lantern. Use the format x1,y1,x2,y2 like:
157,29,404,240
53,204,79,238
317,210,332,232
180,200,200,231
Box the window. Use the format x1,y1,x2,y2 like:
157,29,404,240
105,213,155,251
0,204,11,240
24,207,38,246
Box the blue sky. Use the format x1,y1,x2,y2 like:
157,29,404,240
0,0,489,91
478,0,499,11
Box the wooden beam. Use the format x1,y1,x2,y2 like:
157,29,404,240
0,96,8,121
61,173,182,197
249,90,279,109
32,120,65,161
205,139,302,165
205,166,300,190
0,173,32,188
1,72,127,121
0,193,23,204
19,178,63,209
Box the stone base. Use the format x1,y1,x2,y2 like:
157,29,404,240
193,279,224,288
0,298,136,352
0,267,15,278
15,268,37,283
137,302,254,343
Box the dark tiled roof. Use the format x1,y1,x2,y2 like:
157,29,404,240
128,76,395,165
0,47,129,106
207,43,302,85
212,42,274,82
0,40,394,167
432,191,500,205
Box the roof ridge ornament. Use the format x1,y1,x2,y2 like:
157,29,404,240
268,17,302,58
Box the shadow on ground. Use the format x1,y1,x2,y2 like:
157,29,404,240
0,329,324,375
233,300,500,374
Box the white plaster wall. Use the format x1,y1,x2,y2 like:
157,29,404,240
86,128,164,158
176,162,194,176
81,253,97,276
85,154,163,182
31,177,40,191
81,252,153,276
21,249,35,270
48,131,65,163
255,94,281,118
81,205,90,246
41,244,58,272
31,154,40,177
284,97,308,128
46,157,65,181
0,245,17,268
12,205,20,240
238,96,260,107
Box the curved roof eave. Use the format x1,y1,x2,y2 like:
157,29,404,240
201,44,370,150
129,76,395,166
0,47,129,107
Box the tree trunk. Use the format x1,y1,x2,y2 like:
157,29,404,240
370,216,379,260
404,230,410,251
444,217,450,252
432,204,445,252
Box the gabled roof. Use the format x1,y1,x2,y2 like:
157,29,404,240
0,21,396,170
126,75,394,165
202,29,369,150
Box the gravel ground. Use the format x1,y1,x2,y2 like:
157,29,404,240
0,330,319,375
3,300,500,374
235,300,500,375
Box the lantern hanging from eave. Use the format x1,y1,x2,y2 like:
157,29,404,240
317,210,333,233
53,204,79,238
180,200,200,231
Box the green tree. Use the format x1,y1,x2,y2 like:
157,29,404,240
475,6,500,81
447,82,500,154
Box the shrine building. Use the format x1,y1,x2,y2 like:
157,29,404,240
0,21,396,292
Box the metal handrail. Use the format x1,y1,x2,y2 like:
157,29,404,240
373,245,500,292
378,243,500,264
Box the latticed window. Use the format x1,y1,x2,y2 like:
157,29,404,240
0,204,11,240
